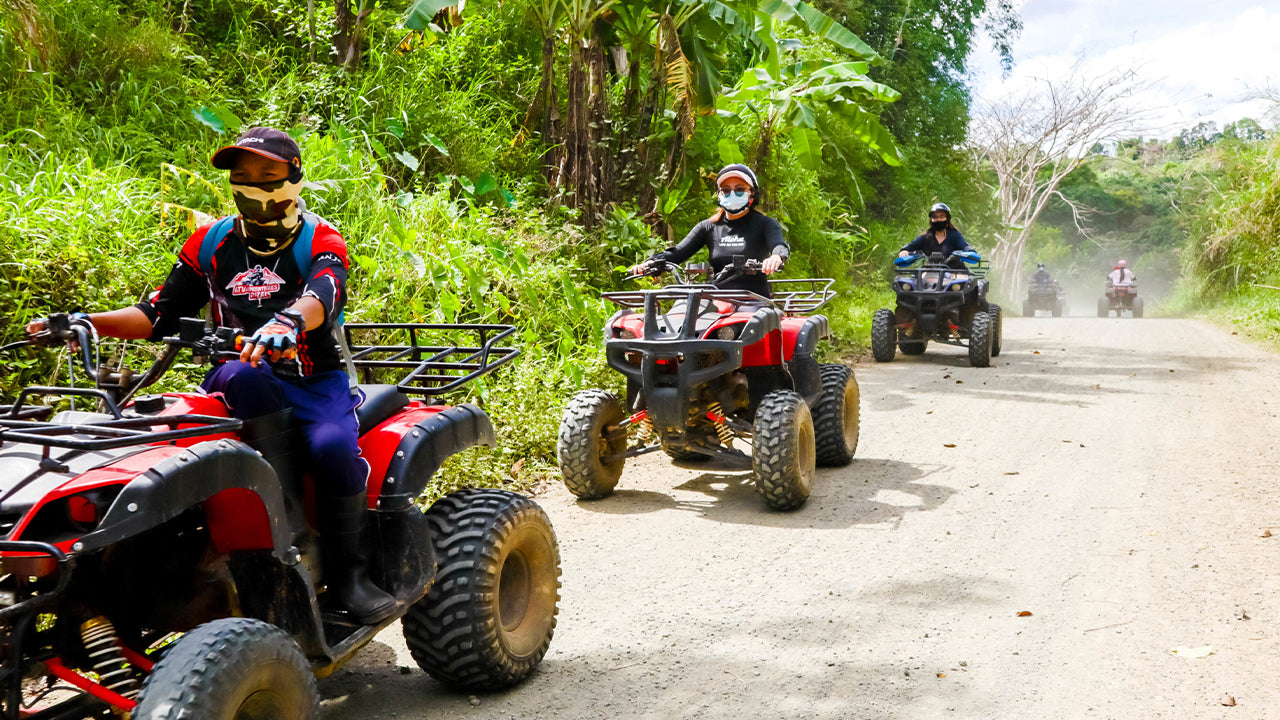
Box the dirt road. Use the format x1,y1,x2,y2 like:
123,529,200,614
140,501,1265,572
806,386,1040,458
323,318,1280,719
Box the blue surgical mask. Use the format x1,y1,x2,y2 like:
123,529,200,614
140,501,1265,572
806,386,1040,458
719,189,750,212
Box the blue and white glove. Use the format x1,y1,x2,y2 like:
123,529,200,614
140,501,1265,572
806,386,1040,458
241,310,302,365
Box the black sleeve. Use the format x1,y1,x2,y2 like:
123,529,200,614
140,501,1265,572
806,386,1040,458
900,233,927,253
134,259,211,341
652,221,712,265
762,216,789,260
950,231,974,253
300,252,348,326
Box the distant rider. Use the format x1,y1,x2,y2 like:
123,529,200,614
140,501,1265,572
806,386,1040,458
1032,263,1052,284
630,164,788,298
1108,259,1135,286
898,203,978,268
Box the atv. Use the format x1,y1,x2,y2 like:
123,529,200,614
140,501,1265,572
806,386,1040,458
1024,279,1067,317
0,313,560,720
1098,282,1143,318
871,251,1002,367
556,258,859,511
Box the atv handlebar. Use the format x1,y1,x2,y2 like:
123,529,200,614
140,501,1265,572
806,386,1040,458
624,261,687,284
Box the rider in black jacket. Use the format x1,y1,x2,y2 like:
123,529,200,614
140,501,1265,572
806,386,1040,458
633,164,789,297
899,203,975,267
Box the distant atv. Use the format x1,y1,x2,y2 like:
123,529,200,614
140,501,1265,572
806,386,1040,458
1024,279,1067,317
871,251,1002,367
0,314,559,720
557,259,859,511
1098,282,1143,318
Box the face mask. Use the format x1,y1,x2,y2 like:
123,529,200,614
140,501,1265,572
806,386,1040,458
719,189,750,213
930,220,948,232
231,178,303,254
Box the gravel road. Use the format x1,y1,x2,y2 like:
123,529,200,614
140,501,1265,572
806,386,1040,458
321,317,1280,719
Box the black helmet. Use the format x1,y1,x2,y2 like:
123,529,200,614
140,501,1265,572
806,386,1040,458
1037,262,1046,270
929,202,951,219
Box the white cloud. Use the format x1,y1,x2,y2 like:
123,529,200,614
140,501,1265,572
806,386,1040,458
970,3,1280,136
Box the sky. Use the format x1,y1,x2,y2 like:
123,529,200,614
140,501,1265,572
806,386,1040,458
968,0,1280,138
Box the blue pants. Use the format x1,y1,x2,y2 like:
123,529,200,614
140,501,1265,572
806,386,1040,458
201,362,369,496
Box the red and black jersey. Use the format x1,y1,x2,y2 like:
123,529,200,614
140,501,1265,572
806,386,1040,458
136,213,349,376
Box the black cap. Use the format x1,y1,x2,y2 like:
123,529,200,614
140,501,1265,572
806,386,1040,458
211,127,303,175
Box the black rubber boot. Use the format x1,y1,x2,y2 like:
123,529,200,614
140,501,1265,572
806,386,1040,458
239,411,306,529
318,492,397,625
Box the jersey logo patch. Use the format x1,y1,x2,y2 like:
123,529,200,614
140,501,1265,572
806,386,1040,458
721,233,746,249
227,265,286,301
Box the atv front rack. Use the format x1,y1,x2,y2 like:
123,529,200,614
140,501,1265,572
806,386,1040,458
602,286,772,311
767,278,836,313
342,323,520,399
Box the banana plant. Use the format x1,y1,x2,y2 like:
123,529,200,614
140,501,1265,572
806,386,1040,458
719,59,903,176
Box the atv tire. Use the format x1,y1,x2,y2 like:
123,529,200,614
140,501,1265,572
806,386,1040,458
813,364,859,467
404,489,561,690
968,311,993,368
1097,297,1109,318
133,618,317,720
752,391,816,510
871,309,895,362
1133,297,1144,318
988,303,1003,357
557,390,625,499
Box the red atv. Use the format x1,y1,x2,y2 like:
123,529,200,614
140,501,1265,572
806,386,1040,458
0,314,560,720
1098,282,1143,318
556,258,859,511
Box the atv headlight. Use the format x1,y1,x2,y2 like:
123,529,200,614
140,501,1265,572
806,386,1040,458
712,324,743,340
898,281,914,292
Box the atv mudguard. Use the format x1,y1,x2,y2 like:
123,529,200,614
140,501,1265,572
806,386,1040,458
369,403,496,511
77,439,294,562
787,315,829,406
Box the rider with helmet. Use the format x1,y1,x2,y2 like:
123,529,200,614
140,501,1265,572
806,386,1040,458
631,164,788,297
1108,259,1135,286
898,203,978,268
1032,262,1052,284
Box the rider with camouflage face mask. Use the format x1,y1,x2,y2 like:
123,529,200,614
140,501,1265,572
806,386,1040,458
24,127,397,625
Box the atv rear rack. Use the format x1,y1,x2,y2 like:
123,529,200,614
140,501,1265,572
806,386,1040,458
0,413,241,452
341,323,520,399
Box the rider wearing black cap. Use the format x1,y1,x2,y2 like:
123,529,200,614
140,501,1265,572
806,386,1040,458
899,203,976,267
632,164,789,297
1032,262,1052,284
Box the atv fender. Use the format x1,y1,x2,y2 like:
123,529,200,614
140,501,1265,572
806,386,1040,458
376,404,496,511
789,315,829,405
77,440,294,563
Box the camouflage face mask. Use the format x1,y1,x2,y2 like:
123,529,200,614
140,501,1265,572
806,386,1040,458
231,178,303,254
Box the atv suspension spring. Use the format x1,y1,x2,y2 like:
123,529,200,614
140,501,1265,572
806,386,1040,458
706,402,735,447
79,617,139,700
635,416,654,445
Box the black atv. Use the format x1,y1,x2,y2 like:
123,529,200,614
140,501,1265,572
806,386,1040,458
556,258,859,511
0,314,559,720
1024,279,1067,317
871,251,1002,367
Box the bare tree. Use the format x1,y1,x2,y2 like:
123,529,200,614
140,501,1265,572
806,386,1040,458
971,64,1152,299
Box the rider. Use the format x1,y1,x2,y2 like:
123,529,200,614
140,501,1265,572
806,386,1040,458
1108,259,1135,286
1032,262,1052,284
898,203,978,268
24,127,395,624
631,164,788,297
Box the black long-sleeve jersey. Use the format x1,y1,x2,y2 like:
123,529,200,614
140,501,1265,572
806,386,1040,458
650,210,790,296
135,213,350,376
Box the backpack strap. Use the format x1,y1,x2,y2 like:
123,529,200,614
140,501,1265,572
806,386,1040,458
197,216,237,277
291,212,318,277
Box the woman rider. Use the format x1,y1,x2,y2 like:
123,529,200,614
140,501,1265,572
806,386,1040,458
632,164,788,296
898,202,977,268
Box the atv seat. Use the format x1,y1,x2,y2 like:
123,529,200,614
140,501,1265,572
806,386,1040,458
356,384,410,435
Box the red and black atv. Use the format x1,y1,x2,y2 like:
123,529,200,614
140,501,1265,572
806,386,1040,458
556,258,859,511
1098,282,1143,318
0,314,560,720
